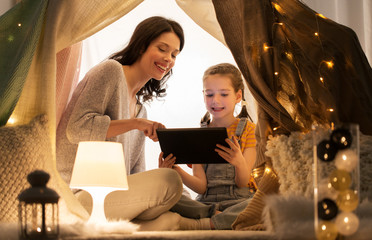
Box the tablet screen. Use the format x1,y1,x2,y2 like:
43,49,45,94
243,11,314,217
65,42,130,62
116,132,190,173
157,127,229,164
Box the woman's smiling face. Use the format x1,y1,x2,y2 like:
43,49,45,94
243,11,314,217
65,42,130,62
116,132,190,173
138,31,181,80
203,74,242,121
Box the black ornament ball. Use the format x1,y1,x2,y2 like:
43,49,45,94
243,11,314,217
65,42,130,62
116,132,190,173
330,128,352,150
318,198,338,220
317,140,337,162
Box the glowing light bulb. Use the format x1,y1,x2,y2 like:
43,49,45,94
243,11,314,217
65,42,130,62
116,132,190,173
337,189,359,212
7,117,15,125
325,61,334,68
272,3,284,13
329,169,351,191
335,149,358,172
315,32,319,36
263,43,271,51
316,220,338,240
335,212,359,236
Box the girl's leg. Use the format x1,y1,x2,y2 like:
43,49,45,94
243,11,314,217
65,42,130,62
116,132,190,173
76,168,183,221
211,199,251,230
171,194,215,219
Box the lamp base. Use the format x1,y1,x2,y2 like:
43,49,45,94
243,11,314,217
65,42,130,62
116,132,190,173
83,188,113,224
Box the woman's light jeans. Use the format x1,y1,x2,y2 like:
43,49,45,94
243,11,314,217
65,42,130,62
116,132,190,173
75,168,183,221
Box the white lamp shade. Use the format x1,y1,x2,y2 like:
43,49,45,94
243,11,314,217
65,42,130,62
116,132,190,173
70,141,128,190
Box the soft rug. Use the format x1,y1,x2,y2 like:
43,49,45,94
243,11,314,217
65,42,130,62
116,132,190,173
263,194,372,240
0,220,138,240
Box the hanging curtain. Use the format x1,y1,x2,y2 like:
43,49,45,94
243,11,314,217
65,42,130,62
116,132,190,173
56,42,83,126
0,0,48,126
0,0,144,221
10,0,144,140
210,0,372,230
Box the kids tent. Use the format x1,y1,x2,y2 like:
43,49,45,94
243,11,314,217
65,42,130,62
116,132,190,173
0,0,371,235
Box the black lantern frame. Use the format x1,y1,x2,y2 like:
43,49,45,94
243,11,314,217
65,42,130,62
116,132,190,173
18,170,60,240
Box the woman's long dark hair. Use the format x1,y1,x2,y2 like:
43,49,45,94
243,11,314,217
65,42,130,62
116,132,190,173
109,16,184,103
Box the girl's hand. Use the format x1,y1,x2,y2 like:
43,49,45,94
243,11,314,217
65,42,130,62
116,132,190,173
215,136,245,167
158,152,176,169
136,119,165,142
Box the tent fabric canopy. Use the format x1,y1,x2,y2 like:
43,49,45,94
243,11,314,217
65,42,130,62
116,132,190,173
0,0,371,228
0,0,47,126
0,0,145,221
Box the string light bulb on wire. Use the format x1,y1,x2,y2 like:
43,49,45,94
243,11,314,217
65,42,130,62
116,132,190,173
263,43,279,76
318,60,335,84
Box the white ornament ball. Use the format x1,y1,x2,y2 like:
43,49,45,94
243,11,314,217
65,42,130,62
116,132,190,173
335,149,358,172
335,211,359,236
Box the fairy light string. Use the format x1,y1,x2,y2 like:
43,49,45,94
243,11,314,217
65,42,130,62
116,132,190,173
268,1,339,131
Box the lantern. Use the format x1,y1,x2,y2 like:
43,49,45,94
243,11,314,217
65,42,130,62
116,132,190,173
18,170,60,240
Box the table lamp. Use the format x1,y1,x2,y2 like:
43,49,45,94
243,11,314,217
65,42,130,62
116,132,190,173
70,141,128,223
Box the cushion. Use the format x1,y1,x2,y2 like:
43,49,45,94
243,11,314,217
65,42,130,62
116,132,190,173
0,114,52,222
265,131,313,198
0,114,92,225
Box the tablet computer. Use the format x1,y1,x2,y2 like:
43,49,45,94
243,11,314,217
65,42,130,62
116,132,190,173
156,127,229,164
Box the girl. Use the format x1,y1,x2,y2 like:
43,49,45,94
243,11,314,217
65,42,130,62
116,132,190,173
57,16,184,229
159,63,257,230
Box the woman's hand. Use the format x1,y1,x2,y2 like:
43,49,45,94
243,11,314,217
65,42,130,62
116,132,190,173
106,118,165,140
136,118,165,142
215,136,245,167
158,152,176,168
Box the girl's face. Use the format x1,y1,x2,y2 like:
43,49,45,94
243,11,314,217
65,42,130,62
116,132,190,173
203,74,242,121
138,31,181,80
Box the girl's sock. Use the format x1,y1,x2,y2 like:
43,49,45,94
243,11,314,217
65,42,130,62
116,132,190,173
178,217,212,230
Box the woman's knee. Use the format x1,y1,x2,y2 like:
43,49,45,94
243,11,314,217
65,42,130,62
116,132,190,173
156,168,183,201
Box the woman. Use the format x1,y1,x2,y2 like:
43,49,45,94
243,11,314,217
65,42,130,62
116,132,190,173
56,16,184,229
